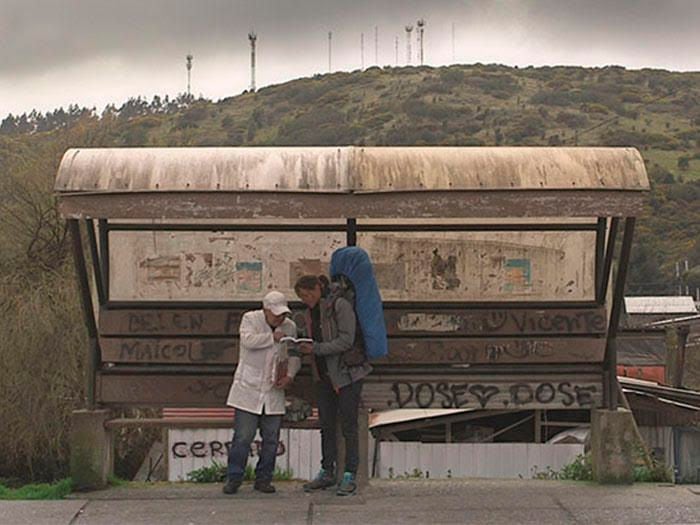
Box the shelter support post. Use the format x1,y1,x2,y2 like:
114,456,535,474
590,408,635,484
604,217,635,410
335,407,369,488
70,409,113,490
68,219,99,409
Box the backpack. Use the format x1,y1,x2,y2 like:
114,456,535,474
329,247,389,361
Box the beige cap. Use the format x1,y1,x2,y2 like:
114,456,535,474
262,290,291,316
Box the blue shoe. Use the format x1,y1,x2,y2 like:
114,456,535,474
336,471,357,496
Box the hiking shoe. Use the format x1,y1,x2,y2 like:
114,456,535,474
222,479,242,495
303,468,336,492
336,472,357,496
254,480,276,493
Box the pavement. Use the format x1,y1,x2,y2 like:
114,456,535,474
2,479,700,525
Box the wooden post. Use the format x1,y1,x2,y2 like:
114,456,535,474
334,407,369,488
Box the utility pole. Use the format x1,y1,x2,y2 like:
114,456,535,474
451,22,455,63
248,32,257,92
185,54,193,97
405,25,413,65
416,19,425,66
395,36,399,66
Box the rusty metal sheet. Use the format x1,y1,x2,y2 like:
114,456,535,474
99,309,243,336
381,338,605,365
100,337,237,364
385,308,606,336
354,147,648,192
96,373,602,410
55,147,351,193
57,190,647,220
99,336,604,365
366,375,602,410
55,147,648,194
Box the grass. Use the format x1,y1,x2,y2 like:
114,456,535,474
0,478,73,500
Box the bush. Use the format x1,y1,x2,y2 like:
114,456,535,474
558,454,592,481
186,461,293,483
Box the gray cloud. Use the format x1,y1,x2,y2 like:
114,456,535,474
1,0,700,115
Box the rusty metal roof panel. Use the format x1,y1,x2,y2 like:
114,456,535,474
55,147,351,192
55,146,649,194
353,147,649,192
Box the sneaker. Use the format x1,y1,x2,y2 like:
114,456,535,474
303,468,336,492
222,479,242,495
254,480,276,494
336,472,357,496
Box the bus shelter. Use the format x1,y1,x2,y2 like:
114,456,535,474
55,146,649,485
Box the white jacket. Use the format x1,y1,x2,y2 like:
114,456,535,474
226,310,301,415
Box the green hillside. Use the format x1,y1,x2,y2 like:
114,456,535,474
2,63,700,285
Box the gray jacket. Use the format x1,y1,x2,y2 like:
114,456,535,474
306,285,372,390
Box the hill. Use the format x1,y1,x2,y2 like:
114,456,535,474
2,63,700,287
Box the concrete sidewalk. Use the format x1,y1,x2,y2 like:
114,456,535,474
2,479,700,525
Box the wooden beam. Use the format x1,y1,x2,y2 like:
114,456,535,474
58,190,647,220
96,373,603,410
98,336,605,365
100,307,606,337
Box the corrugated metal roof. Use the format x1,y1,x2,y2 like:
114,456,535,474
369,408,472,428
54,146,649,194
625,296,698,314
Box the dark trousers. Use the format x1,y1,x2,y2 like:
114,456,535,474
316,379,364,475
227,408,282,482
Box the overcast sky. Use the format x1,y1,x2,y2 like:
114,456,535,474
2,0,700,117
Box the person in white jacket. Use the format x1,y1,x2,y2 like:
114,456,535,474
223,290,301,495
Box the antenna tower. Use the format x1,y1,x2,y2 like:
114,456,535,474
248,31,257,92
405,25,413,65
328,31,332,72
416,19,425,66
374,26,378,64
361,32,364,70
185,54,193,97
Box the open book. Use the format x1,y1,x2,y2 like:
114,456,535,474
279,336,313,344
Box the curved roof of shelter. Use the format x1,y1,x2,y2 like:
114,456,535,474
55,146,649,193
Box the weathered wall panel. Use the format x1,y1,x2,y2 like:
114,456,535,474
360,231,595,301
106,230,595,302
109,231,344,301
97,373,602,410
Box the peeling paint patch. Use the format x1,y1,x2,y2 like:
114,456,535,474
374,262,406,290
397,313,463,332
289,259,328,286
139,256,181,282
431,249,461,290
184,253,214,288
236,261,263,292
504,258,532,293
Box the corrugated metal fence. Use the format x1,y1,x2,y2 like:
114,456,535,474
377,442,584,479
169,428,583,481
